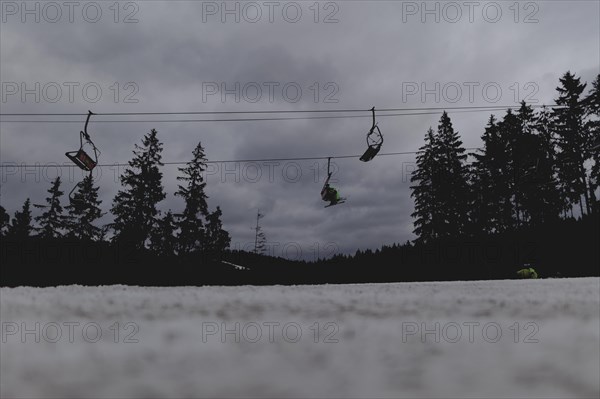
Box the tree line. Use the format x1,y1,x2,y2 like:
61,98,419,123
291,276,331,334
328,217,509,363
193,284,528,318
410,72,599,243
0,129,231,259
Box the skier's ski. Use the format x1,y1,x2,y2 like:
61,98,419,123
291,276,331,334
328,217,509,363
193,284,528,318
221,260,249,270
325,199,346,208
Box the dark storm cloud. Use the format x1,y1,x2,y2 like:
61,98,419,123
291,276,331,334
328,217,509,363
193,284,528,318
1,0,599,258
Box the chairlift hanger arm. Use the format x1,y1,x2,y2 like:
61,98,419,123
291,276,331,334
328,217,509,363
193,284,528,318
321,158,334,190
366,107,383,145
82,111,101,157
82,110,94,140
367,125,383,145
371,107,376,129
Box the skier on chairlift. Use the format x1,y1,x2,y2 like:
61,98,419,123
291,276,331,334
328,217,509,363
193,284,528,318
321,175,341,206
321,158,345,207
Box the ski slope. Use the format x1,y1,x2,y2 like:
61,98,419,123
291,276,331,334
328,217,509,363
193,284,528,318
1,278,599,398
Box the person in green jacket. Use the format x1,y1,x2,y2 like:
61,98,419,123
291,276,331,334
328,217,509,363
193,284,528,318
517,267,538,279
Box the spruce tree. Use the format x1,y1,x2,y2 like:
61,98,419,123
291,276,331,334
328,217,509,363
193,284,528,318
410,128,439,242
553,72,593,215
496,109,524,228
34,177,67,238
205,206,231,257
515,102,547,225
470,115,511,233
0,204,10,237
111,129,166,248
65,175,104,240
583,74,600,213
584,74,600,116
435,112,470,238
175,142,209,255
149,210,178,257
531,106,566,222
8,198,33,239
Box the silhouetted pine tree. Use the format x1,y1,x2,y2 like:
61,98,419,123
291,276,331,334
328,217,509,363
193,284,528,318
495,109,523,228
0,205,10,237
65,175,103,241
553,72,594,215
583,74,600,212
583,74,600,115
205,206,231,258
150,210,178,257
8,198,32,239
111,129,166,248
470,115,512,233
531,106,565,222
175,142,209,255
34,177,67,238
435,112,470,237
514,102,552,226
411,128,439,243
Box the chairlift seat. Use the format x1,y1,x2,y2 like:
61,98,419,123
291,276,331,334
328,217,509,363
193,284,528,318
360,144,382,162
66,149,97,171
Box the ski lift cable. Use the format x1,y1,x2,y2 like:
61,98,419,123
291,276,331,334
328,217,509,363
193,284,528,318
0,104,565,120
0,108,521,124
0,148,482,169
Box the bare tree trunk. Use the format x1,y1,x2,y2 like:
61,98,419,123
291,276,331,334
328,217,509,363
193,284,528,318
577,158,591,215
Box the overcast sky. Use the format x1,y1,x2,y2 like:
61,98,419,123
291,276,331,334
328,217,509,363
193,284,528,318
1,0,599,259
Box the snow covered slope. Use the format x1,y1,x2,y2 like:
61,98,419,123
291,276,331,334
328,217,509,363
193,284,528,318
1,278,599,398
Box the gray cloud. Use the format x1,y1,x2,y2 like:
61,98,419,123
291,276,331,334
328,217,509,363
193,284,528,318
1,0,599,258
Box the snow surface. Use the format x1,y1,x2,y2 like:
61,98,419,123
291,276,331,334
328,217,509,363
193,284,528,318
1,278,599,398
